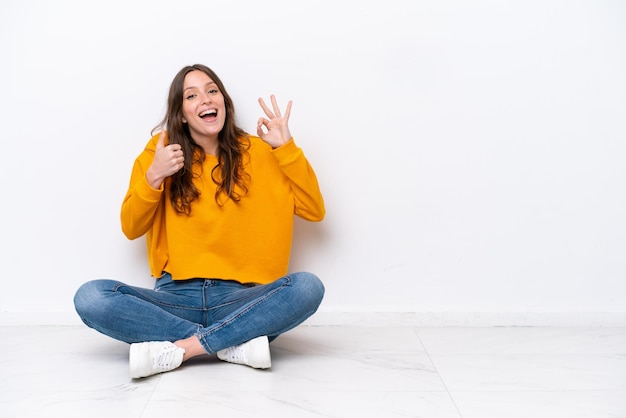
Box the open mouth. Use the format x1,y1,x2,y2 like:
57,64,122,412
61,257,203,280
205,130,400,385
199,109,217,120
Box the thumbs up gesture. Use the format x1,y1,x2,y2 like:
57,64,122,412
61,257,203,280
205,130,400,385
146,130,185,189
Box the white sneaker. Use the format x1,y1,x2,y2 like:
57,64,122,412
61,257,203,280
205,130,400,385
217,336,271,369
129,341,185,378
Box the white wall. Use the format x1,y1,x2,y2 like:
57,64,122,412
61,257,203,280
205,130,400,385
1,0,625,326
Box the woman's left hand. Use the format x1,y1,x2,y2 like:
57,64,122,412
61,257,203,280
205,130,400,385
257,95,292,148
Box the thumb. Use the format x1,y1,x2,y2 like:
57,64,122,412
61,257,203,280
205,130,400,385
156,130,167,150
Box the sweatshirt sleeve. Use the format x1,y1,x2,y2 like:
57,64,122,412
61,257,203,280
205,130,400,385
271,139,325,222
120,140,165,240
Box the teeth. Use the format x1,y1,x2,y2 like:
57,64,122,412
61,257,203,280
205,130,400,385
200,109,217,117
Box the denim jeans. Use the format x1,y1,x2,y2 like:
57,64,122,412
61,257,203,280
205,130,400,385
73,272,324,354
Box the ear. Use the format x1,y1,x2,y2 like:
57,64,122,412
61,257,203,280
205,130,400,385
182,117,187,123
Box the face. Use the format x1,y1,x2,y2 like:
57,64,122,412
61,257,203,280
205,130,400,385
181,70,226,143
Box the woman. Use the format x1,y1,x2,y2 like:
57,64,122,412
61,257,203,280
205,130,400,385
74,64,325,379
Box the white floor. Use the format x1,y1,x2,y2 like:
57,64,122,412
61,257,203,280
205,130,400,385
1,325,625,418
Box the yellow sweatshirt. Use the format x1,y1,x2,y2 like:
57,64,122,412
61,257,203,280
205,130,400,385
121,134,325,284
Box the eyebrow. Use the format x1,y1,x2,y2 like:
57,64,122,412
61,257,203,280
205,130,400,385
183,81,217,92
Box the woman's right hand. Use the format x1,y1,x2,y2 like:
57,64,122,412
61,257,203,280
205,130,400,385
145,131,184,189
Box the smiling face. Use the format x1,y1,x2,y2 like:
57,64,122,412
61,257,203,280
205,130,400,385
181,70,226,146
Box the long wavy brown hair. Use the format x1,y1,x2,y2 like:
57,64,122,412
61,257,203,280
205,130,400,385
152,64,250,214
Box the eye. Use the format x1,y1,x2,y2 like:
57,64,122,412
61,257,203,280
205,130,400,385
185,93,197,100
208,89,218,94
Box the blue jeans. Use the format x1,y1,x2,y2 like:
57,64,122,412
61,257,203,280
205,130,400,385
73,272,324,354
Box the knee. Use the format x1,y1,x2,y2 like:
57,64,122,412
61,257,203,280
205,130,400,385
289,272,325,306
73,279,115,321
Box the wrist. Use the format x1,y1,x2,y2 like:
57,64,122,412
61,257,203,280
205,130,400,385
272,137,293,149
145,169,164,190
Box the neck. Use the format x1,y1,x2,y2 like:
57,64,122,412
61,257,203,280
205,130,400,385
194,135,219,156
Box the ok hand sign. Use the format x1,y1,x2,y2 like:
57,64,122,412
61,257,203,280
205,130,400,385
257,95,293,149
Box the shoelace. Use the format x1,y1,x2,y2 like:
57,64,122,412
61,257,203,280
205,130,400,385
153,345,180,371
222,346,246,361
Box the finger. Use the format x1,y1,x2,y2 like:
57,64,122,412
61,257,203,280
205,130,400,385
168,149,183,170
257,117,268,136
176,155,185,168
283,100,292,123
270,95,282,118
258,97,274,118
156,130,167,150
